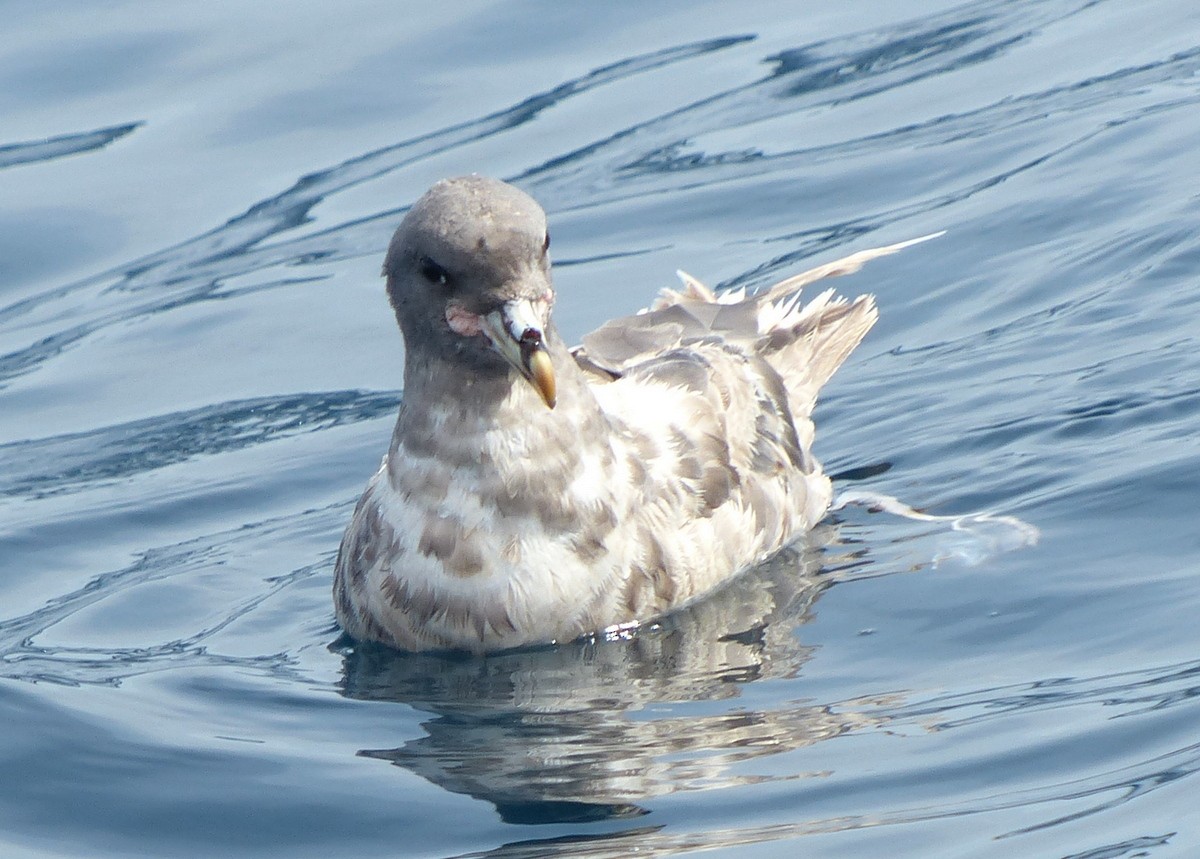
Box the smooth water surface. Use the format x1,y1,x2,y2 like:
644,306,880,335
3,1,1200,856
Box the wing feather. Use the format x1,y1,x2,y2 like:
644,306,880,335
571,233,941,378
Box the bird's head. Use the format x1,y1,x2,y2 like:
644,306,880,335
384,175,557,409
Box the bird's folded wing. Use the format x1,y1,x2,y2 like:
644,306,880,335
571,233,943,377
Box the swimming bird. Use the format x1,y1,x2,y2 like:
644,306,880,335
334,175,933,653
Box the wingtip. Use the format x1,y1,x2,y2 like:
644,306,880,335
756,230,945,303
890,230,946,250
851,230,947,259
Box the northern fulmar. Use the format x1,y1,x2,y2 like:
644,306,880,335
334,175,933,653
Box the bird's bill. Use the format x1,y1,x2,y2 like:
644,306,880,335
481,299,557,409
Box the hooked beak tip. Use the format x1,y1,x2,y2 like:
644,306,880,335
525,346,556,409
480,300,557,409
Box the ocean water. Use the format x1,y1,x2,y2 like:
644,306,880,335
3,1,1200,856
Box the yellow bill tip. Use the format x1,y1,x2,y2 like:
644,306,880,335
526,348,556,409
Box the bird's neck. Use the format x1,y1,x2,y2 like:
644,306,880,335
391,344,607,474
400,351,515,417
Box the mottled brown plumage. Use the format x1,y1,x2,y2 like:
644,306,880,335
334,175,936,653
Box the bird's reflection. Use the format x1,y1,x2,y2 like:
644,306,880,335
336,526,876,824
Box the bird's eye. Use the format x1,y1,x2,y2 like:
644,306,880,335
542,232,551,253
418,256,449,286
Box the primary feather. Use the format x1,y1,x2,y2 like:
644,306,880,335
334,176,936,653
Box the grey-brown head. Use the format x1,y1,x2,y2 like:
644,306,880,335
384,176,557,408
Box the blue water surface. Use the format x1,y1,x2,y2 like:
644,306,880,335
3,1,1200,856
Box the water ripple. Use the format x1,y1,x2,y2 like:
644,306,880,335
0,390,399,499
885,659,1200,729
0,122,140,171
0,504,341,687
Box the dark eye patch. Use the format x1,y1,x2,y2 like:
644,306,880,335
542,231,551,253
418,256,450,286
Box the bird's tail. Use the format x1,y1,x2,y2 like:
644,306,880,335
755,289,879,413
